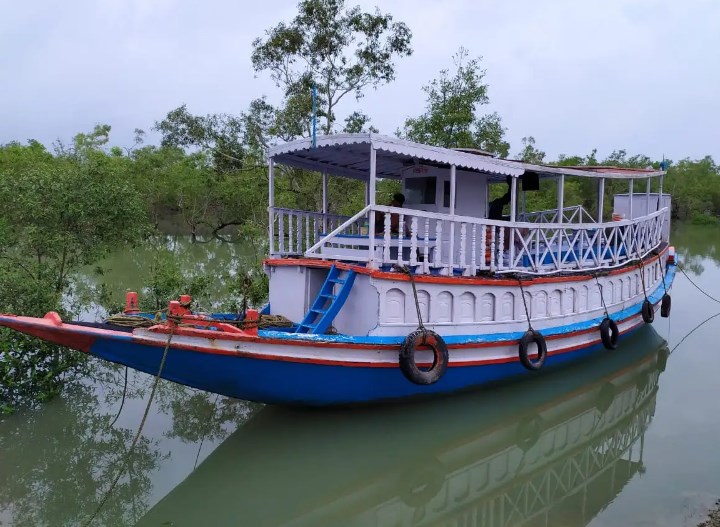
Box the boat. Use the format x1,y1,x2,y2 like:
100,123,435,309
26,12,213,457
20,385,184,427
0,134,677,405
136,328,669,527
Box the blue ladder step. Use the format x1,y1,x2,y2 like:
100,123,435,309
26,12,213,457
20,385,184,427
295,265,357,335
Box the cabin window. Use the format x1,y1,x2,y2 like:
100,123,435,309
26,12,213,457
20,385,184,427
405,177,437,205
443,181,450,208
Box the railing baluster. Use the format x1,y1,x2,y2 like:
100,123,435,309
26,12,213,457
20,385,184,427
410,217,418,266
471,224,477,275
480,225,487,271
435,220,443,272
509,226,515,269
305,215,310,252
296,215,302,254
423,218,430,274
459,223,467,274
278,210,285,254
397,213,405,265
498,227,505,270
313,217,318,245
383,213,391,263
490,226,496,272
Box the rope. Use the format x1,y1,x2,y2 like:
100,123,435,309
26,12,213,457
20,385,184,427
669,311,720,355
594,274,610,319
108,366,129,428
637,261,649,301
677,264,720,305
393,264,425,332
104,314,157,328
104,313,294,330
83,326,175,527
658,254,668,296
516,277,533,331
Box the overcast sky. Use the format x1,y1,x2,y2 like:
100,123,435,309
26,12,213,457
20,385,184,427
2,0,718,161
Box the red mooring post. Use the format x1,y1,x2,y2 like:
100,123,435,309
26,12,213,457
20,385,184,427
124,291,140,314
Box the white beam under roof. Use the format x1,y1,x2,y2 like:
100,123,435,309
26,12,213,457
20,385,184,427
267,134,665,181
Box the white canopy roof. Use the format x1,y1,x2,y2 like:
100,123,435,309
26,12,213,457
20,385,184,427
268,134,665,181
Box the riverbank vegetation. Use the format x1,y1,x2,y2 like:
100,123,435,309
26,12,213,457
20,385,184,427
1,0,719,411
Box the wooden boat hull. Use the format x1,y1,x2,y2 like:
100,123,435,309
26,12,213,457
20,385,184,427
0,265,674,406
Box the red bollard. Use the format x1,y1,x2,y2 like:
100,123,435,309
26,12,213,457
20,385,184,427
244,309,259,336
124,291,140,314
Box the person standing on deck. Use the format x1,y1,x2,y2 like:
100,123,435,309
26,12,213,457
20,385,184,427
488,176,512,220
375,193,407,234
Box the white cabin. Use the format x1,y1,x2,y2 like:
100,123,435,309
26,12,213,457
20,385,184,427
264,134,671,337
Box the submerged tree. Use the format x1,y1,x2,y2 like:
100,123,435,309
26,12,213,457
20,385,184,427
401,47,510,157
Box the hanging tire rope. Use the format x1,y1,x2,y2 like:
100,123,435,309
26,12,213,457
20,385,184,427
394,265,448,385
516,278,547,371
637,260,654,324
83,325,175,527
658,254,672,318
594,274,619,350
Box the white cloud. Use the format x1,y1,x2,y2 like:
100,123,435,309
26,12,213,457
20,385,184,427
1,0,718,161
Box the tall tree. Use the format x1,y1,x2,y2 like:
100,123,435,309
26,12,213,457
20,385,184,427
252,0,412,135
401,48,510,157
516,136,546,164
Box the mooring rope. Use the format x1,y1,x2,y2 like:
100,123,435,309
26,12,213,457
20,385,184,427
677,264,720,305
516,277,534,332
83,326,175,527
594,274,610,319
669,311,720,355
393,264,426,332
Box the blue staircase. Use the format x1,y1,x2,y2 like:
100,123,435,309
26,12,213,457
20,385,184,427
295,265,357,334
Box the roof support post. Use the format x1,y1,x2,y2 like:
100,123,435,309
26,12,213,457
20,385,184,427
322,171,328,233
557,175,565,223
645,177,651,216
268,159,275,256
597,177,605,223
658,175,663,211
629,179,634,219
449,165,456,273
510,175,518,269
367,146,377,268
556,174,564,270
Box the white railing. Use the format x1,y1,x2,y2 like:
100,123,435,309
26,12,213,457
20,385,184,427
303,205,669,275
270,208,365,256
520,205,596,224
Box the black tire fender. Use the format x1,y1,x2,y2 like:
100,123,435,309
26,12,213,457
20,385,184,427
641,299,654,324
661,294,672,318
399,329,449,385
519,330,547,371
600,317,619,350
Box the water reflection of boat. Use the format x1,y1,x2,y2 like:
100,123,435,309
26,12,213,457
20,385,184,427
137,327,667,527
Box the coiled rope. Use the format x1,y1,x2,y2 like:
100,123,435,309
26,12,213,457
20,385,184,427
104,313,293,330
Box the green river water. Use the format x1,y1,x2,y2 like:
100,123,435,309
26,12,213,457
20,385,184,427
1,223,719,527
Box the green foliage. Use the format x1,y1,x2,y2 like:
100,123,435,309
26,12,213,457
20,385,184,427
401,48,510,157
691,213,720,225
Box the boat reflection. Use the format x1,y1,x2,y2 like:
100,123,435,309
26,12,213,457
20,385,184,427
137,327,668,527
